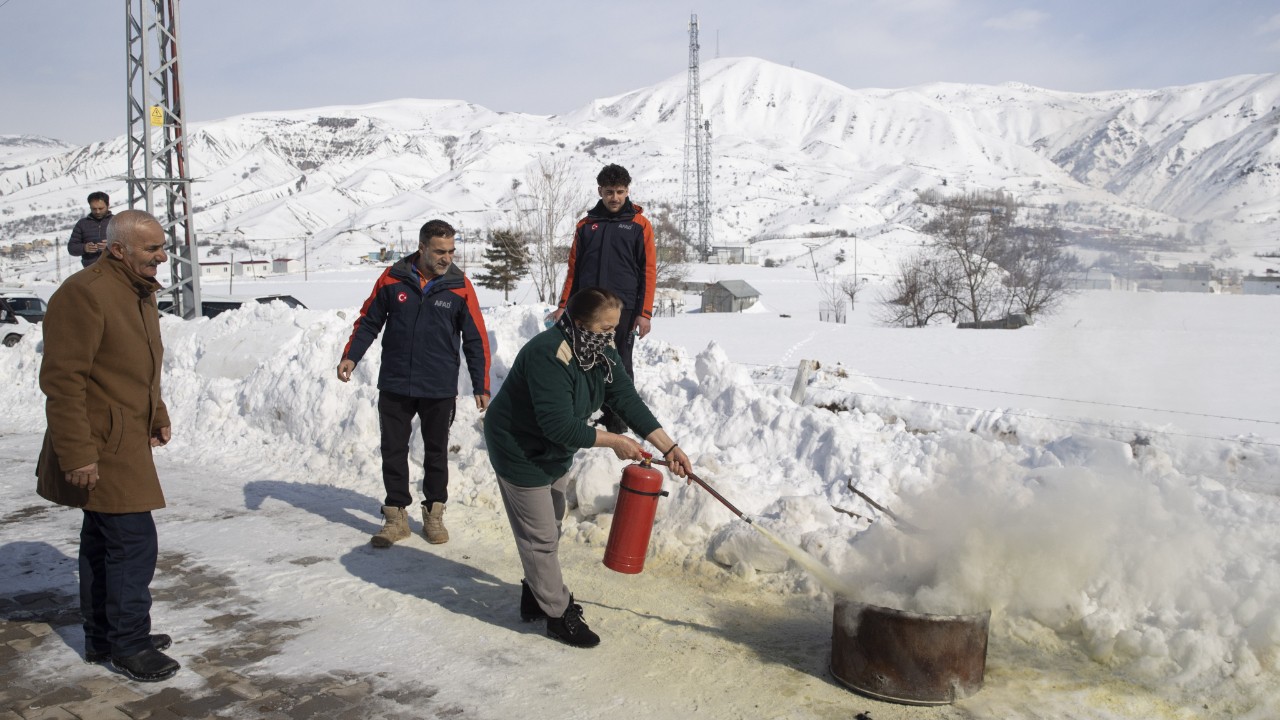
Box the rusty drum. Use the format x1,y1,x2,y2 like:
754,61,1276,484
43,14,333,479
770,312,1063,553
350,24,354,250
830,597,990,705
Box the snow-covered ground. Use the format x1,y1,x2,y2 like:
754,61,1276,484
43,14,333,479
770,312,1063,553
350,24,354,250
2,265,1278,719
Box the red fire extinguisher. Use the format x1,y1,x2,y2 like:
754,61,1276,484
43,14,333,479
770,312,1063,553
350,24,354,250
603,457,669,574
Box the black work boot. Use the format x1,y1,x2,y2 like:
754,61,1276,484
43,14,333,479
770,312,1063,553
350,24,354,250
86,633,172,663
111,647,180,682
520,579,549,622
546,596,600,648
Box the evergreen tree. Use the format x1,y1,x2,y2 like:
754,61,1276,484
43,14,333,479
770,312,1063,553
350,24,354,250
476,229,529,301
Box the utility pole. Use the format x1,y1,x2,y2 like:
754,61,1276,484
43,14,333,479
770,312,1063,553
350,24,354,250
458,224,466,271
125,0,202,318
851,234,859,311
681,14,713,262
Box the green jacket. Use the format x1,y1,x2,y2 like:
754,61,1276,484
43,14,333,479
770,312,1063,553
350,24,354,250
484,325,660,487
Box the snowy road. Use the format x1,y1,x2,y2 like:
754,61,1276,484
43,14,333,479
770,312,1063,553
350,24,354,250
4,428,1229,720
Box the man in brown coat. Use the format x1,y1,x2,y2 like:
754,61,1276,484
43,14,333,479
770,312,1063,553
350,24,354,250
37,209,180,682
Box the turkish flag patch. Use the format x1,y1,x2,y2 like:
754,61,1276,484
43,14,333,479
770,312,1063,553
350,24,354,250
397,292,408,303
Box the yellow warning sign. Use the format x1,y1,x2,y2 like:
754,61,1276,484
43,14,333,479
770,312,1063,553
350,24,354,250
149,106,164,126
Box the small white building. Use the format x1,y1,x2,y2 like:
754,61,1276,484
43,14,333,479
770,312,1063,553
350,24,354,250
706,245,754,265
235,260,271,278
1161,263,1216,293
200,262,232,279
1243,273,1280,295
273,258,300,274
1066,269,1121,291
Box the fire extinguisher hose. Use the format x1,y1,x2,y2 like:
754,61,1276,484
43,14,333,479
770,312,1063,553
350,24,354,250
650,459,752,524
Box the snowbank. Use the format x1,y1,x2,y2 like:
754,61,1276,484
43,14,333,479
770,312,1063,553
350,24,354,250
3,301,1278,711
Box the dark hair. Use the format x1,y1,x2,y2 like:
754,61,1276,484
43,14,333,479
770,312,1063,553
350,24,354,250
596,164,631,188
87,191,109,205
565,287,623,325
419,219,456,244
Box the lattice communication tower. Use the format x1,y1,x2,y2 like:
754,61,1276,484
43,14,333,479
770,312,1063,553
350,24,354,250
126,0,202,318
681,13,713,261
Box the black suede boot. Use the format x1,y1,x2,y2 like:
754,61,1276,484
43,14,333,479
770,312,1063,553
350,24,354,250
86,633,172,663
111,647,180,682
546,596,600,648
520,580,549,622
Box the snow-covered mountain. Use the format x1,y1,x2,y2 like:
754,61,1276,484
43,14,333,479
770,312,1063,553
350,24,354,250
0,134,74,168
1,58,1276,271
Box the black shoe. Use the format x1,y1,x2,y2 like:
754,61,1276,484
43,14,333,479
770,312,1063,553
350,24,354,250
520,580,549,622
546,596,600,648
85,634,172,663
111,647,180,682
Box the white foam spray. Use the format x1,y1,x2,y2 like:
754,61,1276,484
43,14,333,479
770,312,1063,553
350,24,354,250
750,521,858,597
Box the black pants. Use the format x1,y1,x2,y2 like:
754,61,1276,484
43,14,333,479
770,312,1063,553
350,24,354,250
600,309,639,426
612,308,639,380
379,391,455,507
80,510,158,658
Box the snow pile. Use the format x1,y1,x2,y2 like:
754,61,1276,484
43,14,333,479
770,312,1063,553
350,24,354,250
3,301,1278,705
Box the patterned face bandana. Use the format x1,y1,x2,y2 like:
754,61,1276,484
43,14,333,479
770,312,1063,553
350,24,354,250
559,314,616,382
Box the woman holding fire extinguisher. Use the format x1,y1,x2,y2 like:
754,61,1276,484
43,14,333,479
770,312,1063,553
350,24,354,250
483,287,692,648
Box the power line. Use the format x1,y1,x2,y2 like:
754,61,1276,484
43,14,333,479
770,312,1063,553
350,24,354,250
852,373,1276,426
738,361,1277,426
751,378,1280,449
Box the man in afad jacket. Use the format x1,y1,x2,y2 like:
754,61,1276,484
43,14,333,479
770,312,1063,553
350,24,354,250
338,219,491,547
38,209,180,682
550,163,656,434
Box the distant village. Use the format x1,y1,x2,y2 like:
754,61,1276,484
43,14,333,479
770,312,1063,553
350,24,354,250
1066,262,1280,295
4,235,1278,296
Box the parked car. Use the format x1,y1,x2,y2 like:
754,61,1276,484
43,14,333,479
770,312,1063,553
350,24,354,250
157,293,308,319
0,289,48,347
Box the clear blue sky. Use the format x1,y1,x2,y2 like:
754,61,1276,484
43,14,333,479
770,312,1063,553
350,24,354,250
2,0,1277,144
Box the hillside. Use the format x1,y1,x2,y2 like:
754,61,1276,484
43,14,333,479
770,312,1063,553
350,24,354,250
1,58,1277,279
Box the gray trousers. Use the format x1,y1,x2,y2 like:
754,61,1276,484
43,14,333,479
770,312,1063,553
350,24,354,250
497,474,572,618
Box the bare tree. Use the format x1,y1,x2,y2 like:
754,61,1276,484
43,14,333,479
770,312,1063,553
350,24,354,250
878,251,954,327
885,190,1079,327
513,156,579,303
817,276,846,323
1000,227,1081,317
646,201,691,288
839,276,867,312
923,191,1017,325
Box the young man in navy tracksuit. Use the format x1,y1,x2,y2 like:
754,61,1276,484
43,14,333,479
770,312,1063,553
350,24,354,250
550,164,656,434
337,219,491,546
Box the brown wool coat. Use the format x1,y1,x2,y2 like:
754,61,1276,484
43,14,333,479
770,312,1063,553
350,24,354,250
36,256,170,512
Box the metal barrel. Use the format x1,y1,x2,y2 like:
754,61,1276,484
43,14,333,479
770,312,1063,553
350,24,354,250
830,597,990,706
